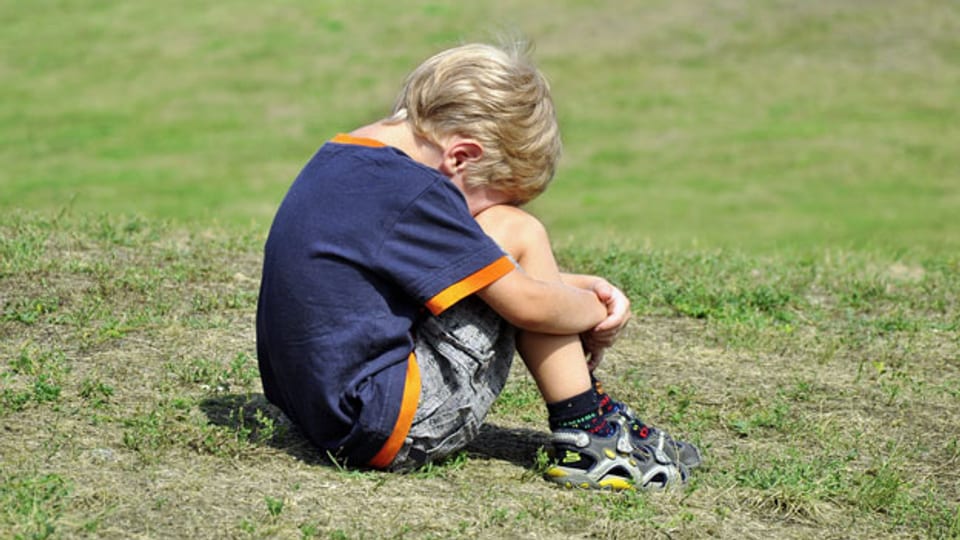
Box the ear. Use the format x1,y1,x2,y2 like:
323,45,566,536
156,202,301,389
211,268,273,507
438,137,483,178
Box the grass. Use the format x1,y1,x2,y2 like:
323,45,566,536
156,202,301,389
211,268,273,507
2,0,959,538
2,0,958,255
1,213,958,538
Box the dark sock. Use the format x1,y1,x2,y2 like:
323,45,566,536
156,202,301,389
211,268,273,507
547,387,615,437
591,375,621,416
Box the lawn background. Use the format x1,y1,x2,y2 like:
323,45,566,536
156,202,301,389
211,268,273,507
3,0,957,254
1,1,959,539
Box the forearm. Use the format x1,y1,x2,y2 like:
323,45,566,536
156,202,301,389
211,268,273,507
478,272,606,335
526,280,607,334
560,272,603,291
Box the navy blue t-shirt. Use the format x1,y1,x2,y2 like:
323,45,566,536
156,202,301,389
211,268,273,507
256,134,514,466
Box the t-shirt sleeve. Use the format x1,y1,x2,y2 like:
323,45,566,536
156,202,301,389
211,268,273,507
376,180,516,315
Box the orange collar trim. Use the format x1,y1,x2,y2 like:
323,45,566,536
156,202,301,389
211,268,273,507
331,133,387,148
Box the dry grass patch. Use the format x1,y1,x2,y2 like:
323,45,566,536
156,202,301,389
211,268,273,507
2,214,958,538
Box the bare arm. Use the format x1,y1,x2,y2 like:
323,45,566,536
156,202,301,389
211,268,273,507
559,272,598,289
472,205,607,335
476,267,607,334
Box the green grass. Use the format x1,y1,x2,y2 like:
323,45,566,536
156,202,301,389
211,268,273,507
1,213,957,538
2,0,959,538
0,471,73,539
2,0,958,255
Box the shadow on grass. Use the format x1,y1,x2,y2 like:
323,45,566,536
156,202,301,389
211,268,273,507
466,424,550,468
198,393,327,466
199,393,549,470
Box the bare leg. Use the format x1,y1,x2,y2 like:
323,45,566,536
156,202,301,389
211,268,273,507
474,206,592,403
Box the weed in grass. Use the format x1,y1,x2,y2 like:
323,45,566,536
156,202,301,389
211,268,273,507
862,360,930,407
299,522,321,539
229,352,259,390
264,495,285,518
1,344,69,414
238,518,257,535
603,489,656,523
849,458,905,514
411,450,469,479
196,405,279,458
9,344,68,380
32,374,62,404
122,398,193,463
0,387,31,414
532,446,552,476
485,507,511,527
0,472,70,540
2,294,61,324
663,384,695,425
727,396,793,438
97,315,131,341
781,378,814,402
232,406,281,446
169,352,259,394
840,279,890,310
9,347,36,375
170,356,223,389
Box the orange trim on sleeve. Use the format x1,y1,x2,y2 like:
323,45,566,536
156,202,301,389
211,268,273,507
331,133,387,148
425,255,515,316
367,353,421,469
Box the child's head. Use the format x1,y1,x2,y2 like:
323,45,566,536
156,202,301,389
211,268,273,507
388,42,561,205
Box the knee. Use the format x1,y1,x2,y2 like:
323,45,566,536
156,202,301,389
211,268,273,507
474,205,549,260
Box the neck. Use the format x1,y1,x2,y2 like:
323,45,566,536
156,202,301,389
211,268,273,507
349,121,443,168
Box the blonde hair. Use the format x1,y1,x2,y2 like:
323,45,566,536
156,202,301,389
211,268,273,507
388,42,561,205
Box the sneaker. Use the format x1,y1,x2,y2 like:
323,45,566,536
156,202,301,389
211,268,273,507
544,418,687,490
610,404,703,469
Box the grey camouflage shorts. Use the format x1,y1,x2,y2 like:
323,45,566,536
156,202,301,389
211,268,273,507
389,295,515,470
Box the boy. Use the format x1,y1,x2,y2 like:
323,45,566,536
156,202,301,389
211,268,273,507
256,42,700,489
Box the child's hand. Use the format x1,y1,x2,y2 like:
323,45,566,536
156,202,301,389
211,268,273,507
583,280,631,371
